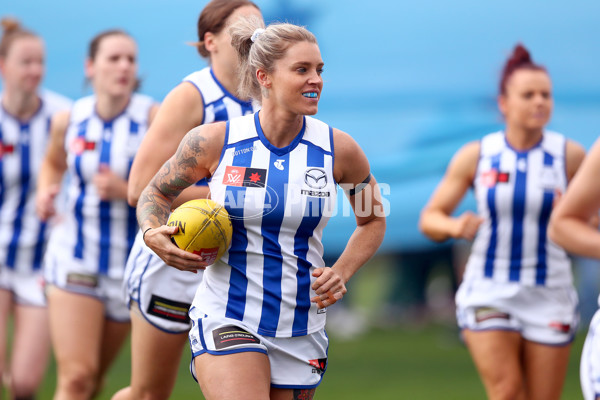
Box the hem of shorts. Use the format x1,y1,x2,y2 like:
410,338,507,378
461,326,576,346
521,334,576,347
271,382,322,389
130,298,191,334
460,326,521,334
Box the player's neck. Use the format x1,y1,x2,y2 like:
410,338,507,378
504,126,543,151
1,90,40,121
257,106,303,148
211,64,242,99
94,93,130,122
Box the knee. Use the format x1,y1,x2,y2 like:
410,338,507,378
486,377,525,400
57,364,99,397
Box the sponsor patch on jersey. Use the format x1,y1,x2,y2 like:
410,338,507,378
70,137,96,155
539,167,559,191
549,321,571,333
222,166,267,188
474,307,510,323
147,295,191,324
212,325,261,350
0,141,15,158
301,189,330,197
309,358,327,375
66,272,98,288
480,169,510,187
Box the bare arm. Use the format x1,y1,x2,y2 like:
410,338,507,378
549,139,600,258
311,129,386,309
36,110,70,221
419,141,482,242
565,139,586,182
128,82,205,206
137,123,224,271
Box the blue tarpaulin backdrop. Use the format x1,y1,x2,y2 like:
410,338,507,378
2,0,599,254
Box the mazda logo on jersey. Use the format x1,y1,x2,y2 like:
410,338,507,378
222,166,267,188
304,168,327,189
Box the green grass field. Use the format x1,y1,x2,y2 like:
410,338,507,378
31,323,585,399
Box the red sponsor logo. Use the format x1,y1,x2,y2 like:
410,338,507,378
0,141,15,158
481,169,498,187
481,169,510,187
223,166,246,186
222,166,267,188
549,321,571,333
70,137,96,155
193,247,219,265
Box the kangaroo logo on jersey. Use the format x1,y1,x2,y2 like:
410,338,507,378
274,159,285,170
481,169,510,188
0,141,15,158
223,166,266,188
70,137,96,155
304,168,327,189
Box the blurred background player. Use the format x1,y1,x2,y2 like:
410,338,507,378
115,1,263,399
35,29,158,400
0,17,71,400
419,44,585,400
138,16,386,399
549,139,600,400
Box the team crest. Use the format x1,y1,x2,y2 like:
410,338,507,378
0,141,15,158
480,169,510,187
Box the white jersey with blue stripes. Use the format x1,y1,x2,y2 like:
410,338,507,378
464,131,572,287
183,67,256,124
45,93,155,279
197,112,337,338
0,90,71,273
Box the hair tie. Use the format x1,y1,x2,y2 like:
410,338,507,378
251,28,265,43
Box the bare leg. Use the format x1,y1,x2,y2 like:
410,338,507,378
194,352,271,399
111,308,188,400
522,339,571,400
0,290,12,400
47,287,105,400
462,329,526,400
10,305,51,398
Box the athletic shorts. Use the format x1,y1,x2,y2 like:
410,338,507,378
0,267,46,307
188,307,329,389
44,250,129,322
455,278,578,345
581,309,600,400
124,232,203,333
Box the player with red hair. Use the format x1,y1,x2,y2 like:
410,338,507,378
420,44,585,399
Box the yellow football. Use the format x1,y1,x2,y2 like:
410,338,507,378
167,199,232,265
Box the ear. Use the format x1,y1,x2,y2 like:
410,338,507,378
204,32,216,53
497,94,507,116
256,68,271,89
84,58,94,80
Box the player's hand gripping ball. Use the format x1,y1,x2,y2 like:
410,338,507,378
167,199,232,265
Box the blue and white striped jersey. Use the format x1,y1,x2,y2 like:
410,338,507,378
198,112,337,337
464,131,572,287
44,93,155,279
0,90,71,273
183,67,257,124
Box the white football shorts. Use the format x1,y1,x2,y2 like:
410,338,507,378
188,306,329,389
456,278,578,345
0,267,45,307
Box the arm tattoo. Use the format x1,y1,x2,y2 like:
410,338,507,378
293,389,315,400
137,129,207,229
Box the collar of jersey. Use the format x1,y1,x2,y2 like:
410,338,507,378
254,111,305,156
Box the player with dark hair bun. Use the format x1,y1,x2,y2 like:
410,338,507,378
420,44,585,400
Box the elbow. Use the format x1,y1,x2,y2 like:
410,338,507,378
547,216,560,245
127,185,140,208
